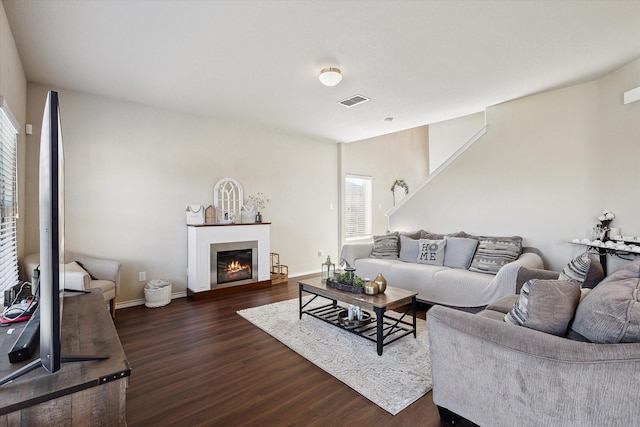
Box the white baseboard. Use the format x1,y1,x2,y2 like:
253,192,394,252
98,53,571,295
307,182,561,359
115,291,187,310
114,274,319,310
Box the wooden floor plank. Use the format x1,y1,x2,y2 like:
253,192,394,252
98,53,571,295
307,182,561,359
115,277,445,426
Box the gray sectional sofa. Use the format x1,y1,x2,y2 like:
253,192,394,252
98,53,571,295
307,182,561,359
340,231,544,308
428,255,640,426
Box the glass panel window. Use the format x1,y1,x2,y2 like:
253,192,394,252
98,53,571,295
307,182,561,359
345,175,372,240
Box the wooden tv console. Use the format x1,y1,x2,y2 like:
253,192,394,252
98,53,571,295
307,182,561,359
0,289,130,425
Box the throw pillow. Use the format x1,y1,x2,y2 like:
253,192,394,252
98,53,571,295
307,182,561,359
469,236,523,275
369,232,399,259
570,260,640,343
558,252,604,289
398,235,420,262
75,260,97,280
416,239,446,266
504,279,581,336
443,236,479,269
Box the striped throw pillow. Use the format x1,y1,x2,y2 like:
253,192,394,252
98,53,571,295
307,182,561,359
469,236,523,275
558,252,604,288
369,232,399,259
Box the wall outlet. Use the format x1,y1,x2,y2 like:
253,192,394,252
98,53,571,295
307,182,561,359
138,271,146,282
318,250,324,257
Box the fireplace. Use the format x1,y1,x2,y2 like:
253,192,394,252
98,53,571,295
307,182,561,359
187,223,270,296
210,241,258,288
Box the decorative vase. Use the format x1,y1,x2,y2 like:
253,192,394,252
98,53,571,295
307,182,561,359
255,212,262,223
374,273,387,293
364,281,379,295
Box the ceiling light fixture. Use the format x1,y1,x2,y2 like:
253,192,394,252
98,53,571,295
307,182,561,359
319,67,342,86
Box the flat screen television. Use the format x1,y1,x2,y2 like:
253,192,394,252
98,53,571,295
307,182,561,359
0,91,105,386
38,90,65,373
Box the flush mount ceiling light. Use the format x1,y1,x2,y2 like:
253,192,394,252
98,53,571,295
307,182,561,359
319,67,342,86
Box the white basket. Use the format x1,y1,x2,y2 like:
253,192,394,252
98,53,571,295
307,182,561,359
144,279,172,308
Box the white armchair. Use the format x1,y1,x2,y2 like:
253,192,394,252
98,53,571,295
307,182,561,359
23,251,121,318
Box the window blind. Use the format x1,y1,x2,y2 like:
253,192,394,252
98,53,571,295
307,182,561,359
345,175,372,239
0,97,19,297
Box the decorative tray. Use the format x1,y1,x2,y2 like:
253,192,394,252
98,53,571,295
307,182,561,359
326,278,364,294
337,309,373,327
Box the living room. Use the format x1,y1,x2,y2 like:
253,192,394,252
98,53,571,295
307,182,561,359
1,1,639,425
1,1,636,307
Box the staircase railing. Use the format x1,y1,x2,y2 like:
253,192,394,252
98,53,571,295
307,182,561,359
385,124,489,224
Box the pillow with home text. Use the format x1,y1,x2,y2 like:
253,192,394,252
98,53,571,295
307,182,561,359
416,239,446,266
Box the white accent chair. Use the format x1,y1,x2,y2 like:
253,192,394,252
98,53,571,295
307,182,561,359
23,251,121,318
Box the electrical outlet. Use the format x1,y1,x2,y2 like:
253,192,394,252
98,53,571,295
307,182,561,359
318,250,324,257
138,271,146,282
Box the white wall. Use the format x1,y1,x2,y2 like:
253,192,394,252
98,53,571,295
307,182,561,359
390,58,640,272
340,126,429,239
428,111,485,172
0,3,27,261
24,85,340,304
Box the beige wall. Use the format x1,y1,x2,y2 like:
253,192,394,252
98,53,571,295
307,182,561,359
390,58,640,272
339,126,429,240
0,3,27,261
24,84,340,304
428,111,485,172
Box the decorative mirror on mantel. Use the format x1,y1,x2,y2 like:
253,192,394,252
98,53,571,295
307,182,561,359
213,178,244,223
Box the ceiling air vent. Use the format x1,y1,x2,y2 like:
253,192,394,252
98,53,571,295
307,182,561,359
339,94,370,108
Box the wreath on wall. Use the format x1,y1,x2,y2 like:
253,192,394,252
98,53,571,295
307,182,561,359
390,179,409,194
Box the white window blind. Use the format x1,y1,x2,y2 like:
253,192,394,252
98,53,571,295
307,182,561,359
0,97,19,296
345,175,372,239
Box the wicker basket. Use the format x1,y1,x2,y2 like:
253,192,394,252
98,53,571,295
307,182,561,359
144,279,172,308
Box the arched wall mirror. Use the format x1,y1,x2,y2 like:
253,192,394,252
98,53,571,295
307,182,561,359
213,178,244,223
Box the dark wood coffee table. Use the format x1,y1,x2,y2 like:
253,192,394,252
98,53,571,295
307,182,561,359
298,277,417,355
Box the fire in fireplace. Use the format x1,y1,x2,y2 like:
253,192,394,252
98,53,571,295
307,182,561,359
218,249,252,284
210,241,258,288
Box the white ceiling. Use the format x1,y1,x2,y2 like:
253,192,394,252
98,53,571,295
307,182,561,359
4,1,640,143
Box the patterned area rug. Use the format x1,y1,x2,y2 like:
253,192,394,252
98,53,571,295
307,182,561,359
237,297,432,415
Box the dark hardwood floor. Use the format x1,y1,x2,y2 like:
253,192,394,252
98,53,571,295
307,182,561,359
114,277,446,426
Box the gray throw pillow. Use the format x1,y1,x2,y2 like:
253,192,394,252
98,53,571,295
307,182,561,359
571,260,640,343
416,239,446,266
504,279,581,336
469,236,523,275
399,235,420,262
558,252,604,289
369,232,399,259
443,236,479,269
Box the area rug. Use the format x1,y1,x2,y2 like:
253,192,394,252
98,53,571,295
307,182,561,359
237,297,432,415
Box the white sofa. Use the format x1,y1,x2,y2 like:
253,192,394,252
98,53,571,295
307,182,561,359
340,233,544,308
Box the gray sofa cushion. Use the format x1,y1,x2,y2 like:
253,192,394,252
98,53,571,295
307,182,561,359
421,230,465,240
398,230,423,240
571,261,640,343
443,236,478,269
469,236,523,275
505,279,581,336
558,252,604,289
370,232,399,259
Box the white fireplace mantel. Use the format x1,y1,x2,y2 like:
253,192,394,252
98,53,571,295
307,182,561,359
187,223,271,294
